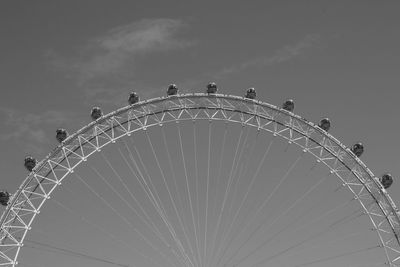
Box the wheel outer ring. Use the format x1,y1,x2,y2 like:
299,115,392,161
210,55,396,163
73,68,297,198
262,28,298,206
1,93,400,266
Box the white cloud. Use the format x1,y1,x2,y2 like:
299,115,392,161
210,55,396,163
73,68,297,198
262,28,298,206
98,19,189,53
47,18,191,106
76,19,189,82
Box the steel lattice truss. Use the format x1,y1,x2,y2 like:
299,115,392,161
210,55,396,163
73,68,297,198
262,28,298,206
1,94,400,266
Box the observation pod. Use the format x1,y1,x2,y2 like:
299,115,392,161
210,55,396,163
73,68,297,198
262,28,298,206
245,88,257,99
206,82,218,94
351,142,364,157
128,92,139,105
318,118,331,131
56,128,68,143
167,84,178,96
282,99,295,112
380,173,394,189
0,191,10,206
24,156,37,172
91,107,103,121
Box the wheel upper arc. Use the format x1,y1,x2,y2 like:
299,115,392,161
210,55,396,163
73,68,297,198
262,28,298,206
1,93,400,266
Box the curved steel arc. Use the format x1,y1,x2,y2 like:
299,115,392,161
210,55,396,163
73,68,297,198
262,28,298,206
1,93,399,267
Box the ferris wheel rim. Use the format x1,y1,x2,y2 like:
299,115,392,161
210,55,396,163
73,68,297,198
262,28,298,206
1,93,400,267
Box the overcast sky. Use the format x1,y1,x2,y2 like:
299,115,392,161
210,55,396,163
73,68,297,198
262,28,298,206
0,1,400,266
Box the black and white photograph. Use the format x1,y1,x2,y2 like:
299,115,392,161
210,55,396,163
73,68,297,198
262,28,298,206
0,1,399,267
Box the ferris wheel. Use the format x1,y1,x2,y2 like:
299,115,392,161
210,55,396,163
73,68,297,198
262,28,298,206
0,83,400,267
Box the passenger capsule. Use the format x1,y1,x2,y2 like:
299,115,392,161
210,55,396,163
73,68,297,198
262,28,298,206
318,118,331,131
206,82,218,94
380,173,394,189
91,107,103,121
56,128,68,143
282,99,295,112
128,92,139,105
167,84,178,96
245,88,256,99
0,191,10,206
24,156,37,172
350,142,364,157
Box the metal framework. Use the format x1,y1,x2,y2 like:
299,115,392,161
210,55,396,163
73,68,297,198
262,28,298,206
0,93,399,266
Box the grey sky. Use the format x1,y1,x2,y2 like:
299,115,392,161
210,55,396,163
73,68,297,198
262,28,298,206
0,1,400,266
1,0,399,199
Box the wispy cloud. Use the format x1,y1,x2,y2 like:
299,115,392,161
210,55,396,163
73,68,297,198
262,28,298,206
75,18,191,83
0,108,78,155
214,34,321,78
47,18,192,106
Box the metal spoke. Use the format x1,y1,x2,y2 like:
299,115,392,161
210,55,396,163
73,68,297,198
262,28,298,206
230,172,331,266
176,122,199,267
72,173,177,267
245,200,363,267
291,246,379,267
145,130,199,267
192,122,202,267
212,132,269,267
100,151,169,252
161,125,202,267
25,239,130,267
208,125,245,267
203,121,211,267
205,123,228,267
129,140,194,267
50,199,166,267
222,152,304,266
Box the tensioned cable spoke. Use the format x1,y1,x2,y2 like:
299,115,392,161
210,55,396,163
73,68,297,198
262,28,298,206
218,190,342,267
291,246,379,267
119,143,160,212
74,172,137,230
347,262,387,267
208,125,245,267
212,131,263,267
25,244,126,267
100,152,170,251
132,143,175,225
192,122,202,267
91,162,189,267
231,172,331,266
203,121,211,267
282,229,367,261
177,122,200,267
224,126,252,225
49,199,166,267
25,239,130,267
126,140,194,267
136,226,187,267
72,173,177,267
211,125,249,265
246,201,364,267
206,123,228,267
222,152,304,266
213,137,275,266
119,143,191,267
251,198,365,265
162,125,202,267
222,198,317,267
117,145,178,252
145,130,199,267
123,140,180,251
91,165,170,243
